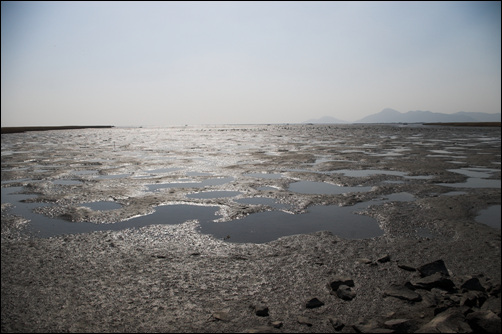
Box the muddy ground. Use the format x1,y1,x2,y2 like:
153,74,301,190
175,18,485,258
1,124,501,332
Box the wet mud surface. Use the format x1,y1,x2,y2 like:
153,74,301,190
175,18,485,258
1,124,501,332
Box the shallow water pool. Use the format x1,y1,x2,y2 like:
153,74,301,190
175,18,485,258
475,205,501,229
81,201,123,211
186,191,242,199
198,203,383,243
146,177,234,191
438,168,501,188
289,181,372,195
235,197,291,210
27,204,221,238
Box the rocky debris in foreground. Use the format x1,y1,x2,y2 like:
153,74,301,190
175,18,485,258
329,276,357,302
306,298,325,309
2,226,501,333
252,303,270,317
253,258,501,333
352,259,501,333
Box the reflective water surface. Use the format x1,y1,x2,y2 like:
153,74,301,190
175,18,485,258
475,205,501,229
289,181,372,195
2,124,500,243
438,168,501,188
198,204,383,243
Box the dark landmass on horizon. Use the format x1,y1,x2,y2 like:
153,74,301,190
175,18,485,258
423,122,501,127
1,125,114,134
2,123,501,134
306,109,501,124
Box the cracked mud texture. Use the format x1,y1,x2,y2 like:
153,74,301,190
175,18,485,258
1,124,501,332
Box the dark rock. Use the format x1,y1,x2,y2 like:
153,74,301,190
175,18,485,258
297,316,312,326
419,289,442,308
253,304,269,317
461,290,487,308
377,254,391,263
270,321,283,328
383,318,411,331
461,276,486,292
153,254,167,259
353,319,394,333
241,326,275,333
409,272,456,291
488,282,501,296
357,258,373,265
336,285,356,301
417,259,449,277
306,297,324,309
446,292,462,305
481,295,501,315
397,264,416,272
329,318,345,331
383,284,422,302
466,310,501,333
212,311,231,322
415,307,472,333
433,298,462,316
329,276,355,292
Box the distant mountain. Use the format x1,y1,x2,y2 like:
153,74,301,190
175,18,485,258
304,115,348,124
355,109,501,123
453,111,501,122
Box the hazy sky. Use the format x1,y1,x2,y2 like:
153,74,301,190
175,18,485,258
1,1,501,126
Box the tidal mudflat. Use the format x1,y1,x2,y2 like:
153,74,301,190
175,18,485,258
2,124,501,332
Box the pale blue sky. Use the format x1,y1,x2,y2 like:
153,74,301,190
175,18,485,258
1,1,500,126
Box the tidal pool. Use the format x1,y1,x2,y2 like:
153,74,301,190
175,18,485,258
147,177,234,191
52,179,83,185
96,173,132,179
289,181,372,195
28,203,220,238
243,172,282,179
475,205,501,229
198,192,415,243
2,183,413,243
332,169,433,180
1,186,218,238
438,168,501,188
81,201,123,211
198,203,382,243
186,191,242,199
235,197,291,210
146,167,182,174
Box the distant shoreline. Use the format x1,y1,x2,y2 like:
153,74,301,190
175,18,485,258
1,125,114,134
2,123,500,134
423,122,501,127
